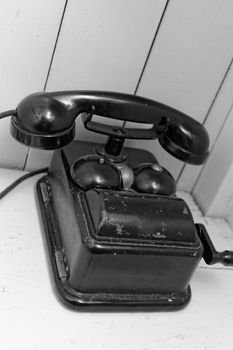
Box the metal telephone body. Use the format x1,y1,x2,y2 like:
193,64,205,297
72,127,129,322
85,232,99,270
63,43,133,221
2,90,232,310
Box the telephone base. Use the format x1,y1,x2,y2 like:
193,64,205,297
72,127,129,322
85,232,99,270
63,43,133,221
37,176,191,311
35,141,204,311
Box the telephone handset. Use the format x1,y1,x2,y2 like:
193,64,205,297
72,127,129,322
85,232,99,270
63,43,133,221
2,90,233,311
10,90,209,165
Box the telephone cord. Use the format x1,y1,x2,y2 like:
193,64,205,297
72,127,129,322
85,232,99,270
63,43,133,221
0,168,48,200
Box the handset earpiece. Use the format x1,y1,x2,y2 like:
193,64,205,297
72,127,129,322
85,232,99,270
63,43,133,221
158,116,209,165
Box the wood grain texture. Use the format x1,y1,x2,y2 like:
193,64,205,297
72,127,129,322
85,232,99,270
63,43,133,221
127,0,233,183
0,0,66,169
25,0,168,169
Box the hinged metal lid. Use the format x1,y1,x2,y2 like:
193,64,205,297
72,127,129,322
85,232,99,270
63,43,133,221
85,189,197,246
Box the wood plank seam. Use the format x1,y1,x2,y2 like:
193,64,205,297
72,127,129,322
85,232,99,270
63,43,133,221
23,0,69,171
177,55,233,190
192,99,233,194
43,0,69,91
134,0,170,96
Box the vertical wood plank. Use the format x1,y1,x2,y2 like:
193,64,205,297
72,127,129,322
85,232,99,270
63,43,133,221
25,0,168,169
0,0,66,169
46,0,167,93
193,104,233,217
178,59,233,190
127,0,233,182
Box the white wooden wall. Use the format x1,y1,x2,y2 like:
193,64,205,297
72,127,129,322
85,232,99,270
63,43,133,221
1,0,233,220
0,0,66,168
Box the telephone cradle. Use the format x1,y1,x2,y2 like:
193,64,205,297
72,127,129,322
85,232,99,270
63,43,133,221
1,90,233,310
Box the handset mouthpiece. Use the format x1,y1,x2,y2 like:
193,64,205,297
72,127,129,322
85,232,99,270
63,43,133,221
10,116,75,149
10,92,77,149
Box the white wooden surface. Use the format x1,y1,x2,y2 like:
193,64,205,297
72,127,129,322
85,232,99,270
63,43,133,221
0,0,66,169
25,0,167,170
0,168,233,349
128,0,233,182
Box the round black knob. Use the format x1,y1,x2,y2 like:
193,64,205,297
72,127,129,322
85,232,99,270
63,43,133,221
133,163,176,195
70,155,122,190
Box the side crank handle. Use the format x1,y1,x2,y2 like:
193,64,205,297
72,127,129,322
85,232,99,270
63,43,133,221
196,223,233,266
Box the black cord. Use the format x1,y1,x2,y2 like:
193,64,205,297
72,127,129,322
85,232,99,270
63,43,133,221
0,167,48,200
0,110,16,119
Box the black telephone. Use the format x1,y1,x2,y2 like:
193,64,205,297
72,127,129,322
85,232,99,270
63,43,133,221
2,91,233,310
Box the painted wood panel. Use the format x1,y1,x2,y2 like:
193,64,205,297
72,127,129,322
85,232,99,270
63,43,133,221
0,0,66,169
25,0,168,169
193,103,233,217
178,59,233,191
190,59,233,217
127,0,233,183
